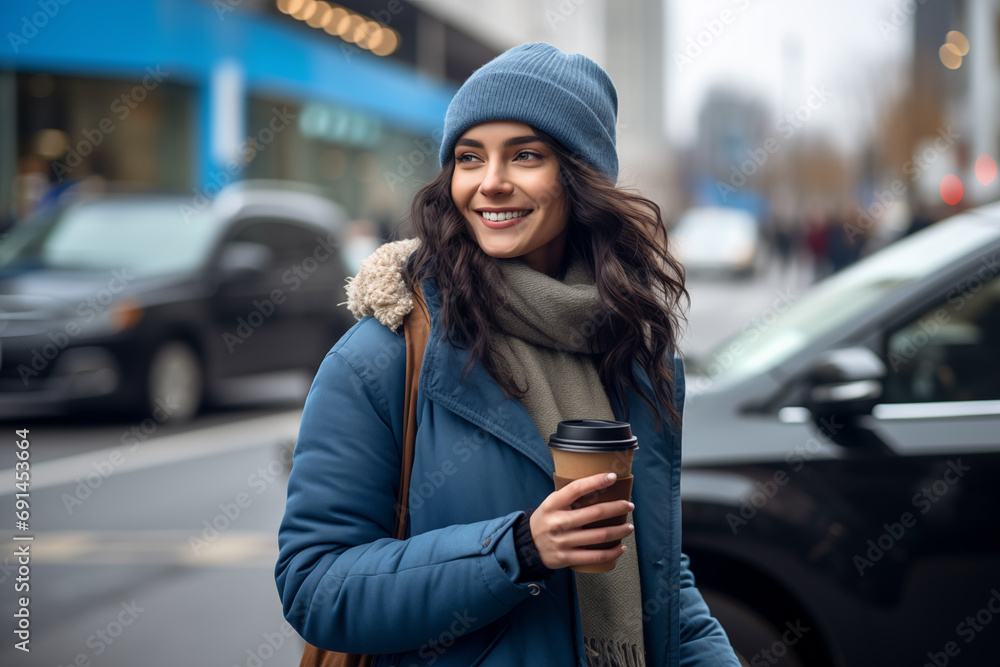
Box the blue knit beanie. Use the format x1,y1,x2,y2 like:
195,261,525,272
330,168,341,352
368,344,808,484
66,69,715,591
438,42,619,182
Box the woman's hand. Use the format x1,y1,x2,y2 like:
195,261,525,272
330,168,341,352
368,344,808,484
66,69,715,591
529,472,634,570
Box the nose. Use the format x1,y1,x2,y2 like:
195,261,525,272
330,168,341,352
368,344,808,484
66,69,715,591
478,161,513,197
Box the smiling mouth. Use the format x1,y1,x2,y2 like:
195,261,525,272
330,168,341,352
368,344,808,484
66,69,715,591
477,209,531,222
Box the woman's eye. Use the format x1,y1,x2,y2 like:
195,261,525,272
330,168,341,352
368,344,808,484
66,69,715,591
515,151,538,161
456,153,479,163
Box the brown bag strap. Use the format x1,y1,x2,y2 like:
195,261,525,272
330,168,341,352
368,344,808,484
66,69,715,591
298,285,431,667
396,283,430,540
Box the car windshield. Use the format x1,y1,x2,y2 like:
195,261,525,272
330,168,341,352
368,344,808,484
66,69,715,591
691,215,1000,383
0,200,219,276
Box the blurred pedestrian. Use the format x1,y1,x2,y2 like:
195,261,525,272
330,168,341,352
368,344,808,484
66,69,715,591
276,42,741,666
804,209,831,282
827,204,864,273
771,212,798,273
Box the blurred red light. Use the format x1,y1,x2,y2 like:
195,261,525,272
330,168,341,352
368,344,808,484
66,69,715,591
975,154,997,185
940,174,964,205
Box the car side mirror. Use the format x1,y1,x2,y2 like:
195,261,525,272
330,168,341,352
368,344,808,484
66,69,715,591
802,347,892,451
806,346,886,410
216,242,274,283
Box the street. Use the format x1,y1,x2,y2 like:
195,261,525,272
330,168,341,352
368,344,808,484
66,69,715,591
0,262,812,667
0,409,306,667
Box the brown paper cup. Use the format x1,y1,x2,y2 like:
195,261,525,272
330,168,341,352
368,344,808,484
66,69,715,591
550,447,635,479
553,473,634,573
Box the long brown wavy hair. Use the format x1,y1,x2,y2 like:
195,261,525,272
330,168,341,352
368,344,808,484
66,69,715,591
401,128,688,430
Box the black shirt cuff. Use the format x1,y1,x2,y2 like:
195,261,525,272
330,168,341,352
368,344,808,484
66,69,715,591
513,510,556,582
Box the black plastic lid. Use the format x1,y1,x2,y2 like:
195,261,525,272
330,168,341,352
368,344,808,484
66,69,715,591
548,419,638,452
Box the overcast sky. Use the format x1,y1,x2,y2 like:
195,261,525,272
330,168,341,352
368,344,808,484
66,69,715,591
665,0,912,153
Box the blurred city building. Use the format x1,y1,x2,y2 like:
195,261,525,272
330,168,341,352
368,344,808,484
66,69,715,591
691,87,770,217
0,0,501,229
669,0,1000,276
909,0,1000,206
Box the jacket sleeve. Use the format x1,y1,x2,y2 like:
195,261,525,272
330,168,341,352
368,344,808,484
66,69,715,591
672,355,742,666
677,553,743,666
274,327,537,655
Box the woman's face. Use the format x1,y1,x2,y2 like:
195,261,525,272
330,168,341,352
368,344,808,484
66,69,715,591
450,120,569,277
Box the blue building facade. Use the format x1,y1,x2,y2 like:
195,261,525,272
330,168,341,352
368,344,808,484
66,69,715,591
0,0,466,224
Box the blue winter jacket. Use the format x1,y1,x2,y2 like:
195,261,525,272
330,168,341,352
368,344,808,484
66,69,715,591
275,277,740,666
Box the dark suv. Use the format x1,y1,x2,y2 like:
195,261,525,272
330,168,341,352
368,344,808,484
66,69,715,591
0,181,356,421
679,203,1000,666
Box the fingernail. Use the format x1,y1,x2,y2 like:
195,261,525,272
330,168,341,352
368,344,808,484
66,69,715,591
621,545,627,552
627,524,634,531
628,502,635,510
606,472,617,483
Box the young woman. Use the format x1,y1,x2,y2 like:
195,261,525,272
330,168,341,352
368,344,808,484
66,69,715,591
276,42,741,667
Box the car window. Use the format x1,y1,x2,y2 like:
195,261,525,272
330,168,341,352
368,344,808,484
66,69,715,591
691,216,1000,383
225,220,340,277
0,201,219,276
882,268,1000,403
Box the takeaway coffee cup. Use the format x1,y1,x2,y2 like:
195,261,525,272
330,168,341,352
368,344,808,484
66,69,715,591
549,419,638,573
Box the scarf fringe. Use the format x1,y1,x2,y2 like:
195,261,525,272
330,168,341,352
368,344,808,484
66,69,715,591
583,636,645,667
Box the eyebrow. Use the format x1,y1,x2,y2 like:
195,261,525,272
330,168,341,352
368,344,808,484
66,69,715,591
455,136,544,149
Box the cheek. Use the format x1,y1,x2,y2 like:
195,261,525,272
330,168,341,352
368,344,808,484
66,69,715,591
543,187,569,229
450,174,474,209
536,171,565,213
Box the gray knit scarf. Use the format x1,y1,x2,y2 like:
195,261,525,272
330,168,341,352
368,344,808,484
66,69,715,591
493,255,646,667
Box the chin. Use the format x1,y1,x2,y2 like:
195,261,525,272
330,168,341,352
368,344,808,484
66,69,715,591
470,234,526,259
477,243,526,260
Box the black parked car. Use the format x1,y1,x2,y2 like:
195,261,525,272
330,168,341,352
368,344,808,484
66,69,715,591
679,202,1000,666
0,181,356,421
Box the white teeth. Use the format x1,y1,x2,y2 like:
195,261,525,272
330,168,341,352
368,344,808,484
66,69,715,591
482,210,528,221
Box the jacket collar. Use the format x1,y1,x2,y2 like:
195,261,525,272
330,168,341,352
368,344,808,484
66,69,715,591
418,278,631,477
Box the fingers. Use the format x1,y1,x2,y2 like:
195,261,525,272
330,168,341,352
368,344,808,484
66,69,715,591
560,521,634,549
565,542,629,569
559,499,633,531
545,472,619,510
